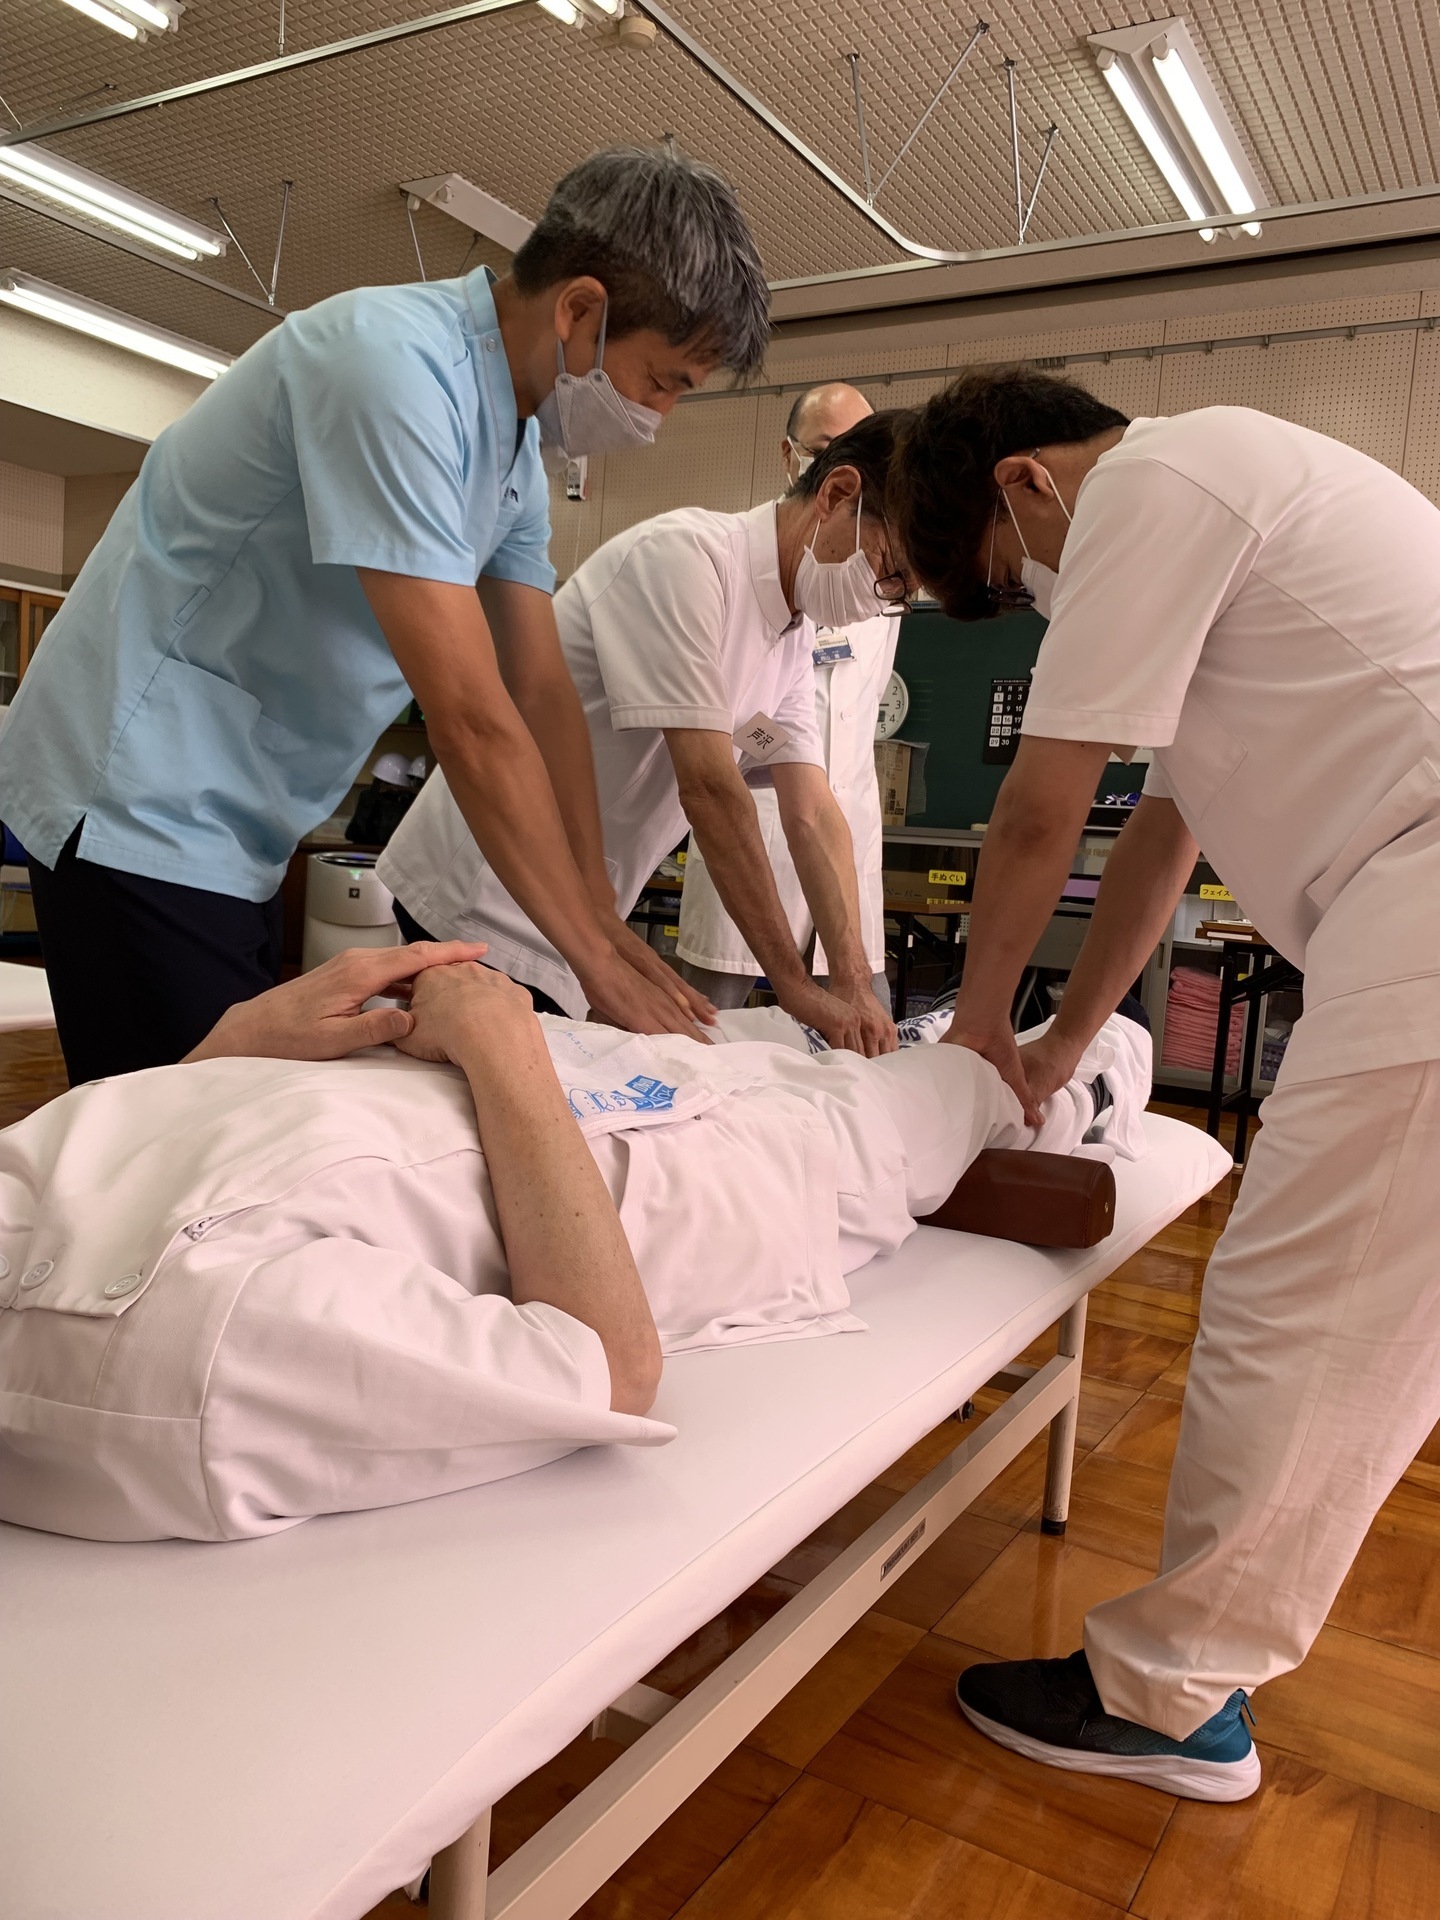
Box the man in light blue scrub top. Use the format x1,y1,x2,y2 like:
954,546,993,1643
0,146,768,1083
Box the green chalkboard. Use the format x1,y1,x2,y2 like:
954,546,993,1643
893,607,1145,829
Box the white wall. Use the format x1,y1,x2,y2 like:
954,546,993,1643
0,458,64,586
0,307,208,445
548,276,1440,580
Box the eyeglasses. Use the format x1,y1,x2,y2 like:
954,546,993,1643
875,511,916,612
981,493,1035,615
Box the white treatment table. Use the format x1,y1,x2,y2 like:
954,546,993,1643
0,959,53,1031
0,1114,1228,1920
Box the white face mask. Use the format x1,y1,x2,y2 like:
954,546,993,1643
1000,461,1071,619
793,490,880,627
536,302,664,466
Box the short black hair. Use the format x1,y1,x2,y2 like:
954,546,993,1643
789,408,914,512
512,146,769,375
890,367,1129,619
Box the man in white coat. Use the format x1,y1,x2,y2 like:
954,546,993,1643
677,382,899,1012
379,414,912,1055
890,367,1440,1805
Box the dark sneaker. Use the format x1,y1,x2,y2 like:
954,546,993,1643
956,1649,1261,1801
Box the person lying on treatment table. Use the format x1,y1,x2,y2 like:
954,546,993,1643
0,947,1149,1544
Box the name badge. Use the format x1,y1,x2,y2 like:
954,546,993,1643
734,711,791,763
812,636,856,667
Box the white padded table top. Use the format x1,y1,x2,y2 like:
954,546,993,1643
0,961,53,1032
0,1115,1228,1920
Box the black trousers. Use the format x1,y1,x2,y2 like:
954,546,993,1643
29,827,284,1083
392,898,568,1019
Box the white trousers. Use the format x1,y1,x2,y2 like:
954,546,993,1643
1085,1058,1440,1738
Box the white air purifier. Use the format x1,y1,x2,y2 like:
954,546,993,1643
301,852,402,972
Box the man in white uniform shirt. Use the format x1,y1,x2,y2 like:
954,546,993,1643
891,368,1440,1803
381,414,912,1055
678,382,899,1012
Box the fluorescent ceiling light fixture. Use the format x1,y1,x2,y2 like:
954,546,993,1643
1090,18,1264,242
1151,46,1261,233
55,0,180,36
1097,53,1212,238
0,271,233,380
536,0,581,22
0,143,225,261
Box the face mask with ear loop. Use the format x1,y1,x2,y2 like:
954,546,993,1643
997,459,1072,619
793,488,883,627
536,300,664,467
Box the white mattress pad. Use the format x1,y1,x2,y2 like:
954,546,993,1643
0,1113,1228,1920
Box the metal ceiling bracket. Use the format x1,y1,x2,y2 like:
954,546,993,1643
207,177,292,305
871,21,989,203
1004,59,1022,243
402,193,428,282
632,1,994,263
847,53,873,206
1022,125,1058,240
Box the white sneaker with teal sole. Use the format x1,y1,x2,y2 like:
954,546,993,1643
956,1649,1261,1802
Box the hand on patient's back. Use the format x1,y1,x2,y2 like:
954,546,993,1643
1017,1028,1085,1111
395,960,536,1064
184,942,489,1063
609,917,717,1031
581,947,714,1045
780,978,893,1058
944,1021,1044,1128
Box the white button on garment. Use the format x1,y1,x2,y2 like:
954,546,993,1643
103,1274,143,1300
20,1260,53,1290
485,338,496,352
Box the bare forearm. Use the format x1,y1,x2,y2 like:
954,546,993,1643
684,780,808,991
435,715,611,975
452,1023,660,1414
508,672,614,914
954,799,1091,1030
1051,798,1198,1050
785,804,868,984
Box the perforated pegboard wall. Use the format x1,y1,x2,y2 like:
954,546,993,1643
1156,331,1418,470
1165,293,1422,341
598,392,760,546
1401,330,1440,504
0,458,64,578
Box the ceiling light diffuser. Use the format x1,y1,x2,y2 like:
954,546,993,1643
0,271,233,380
1097,53,1213,240
1090,18,1264,242
56,0,180,36
0,144,225,261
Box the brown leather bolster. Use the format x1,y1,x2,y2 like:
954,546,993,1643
919,1149,1117,1248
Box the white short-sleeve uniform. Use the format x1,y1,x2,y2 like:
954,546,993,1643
1013,406,1440,1738
676,612,900,977
379,503,825,1016
0,1012,1144,1542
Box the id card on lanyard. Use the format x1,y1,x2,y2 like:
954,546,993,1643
812,636,856,668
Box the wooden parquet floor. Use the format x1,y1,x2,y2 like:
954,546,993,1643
4,1032,1433,1917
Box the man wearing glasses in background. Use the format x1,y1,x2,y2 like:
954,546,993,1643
381,412,913,1055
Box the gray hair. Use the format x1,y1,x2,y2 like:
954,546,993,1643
513,146,769,374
